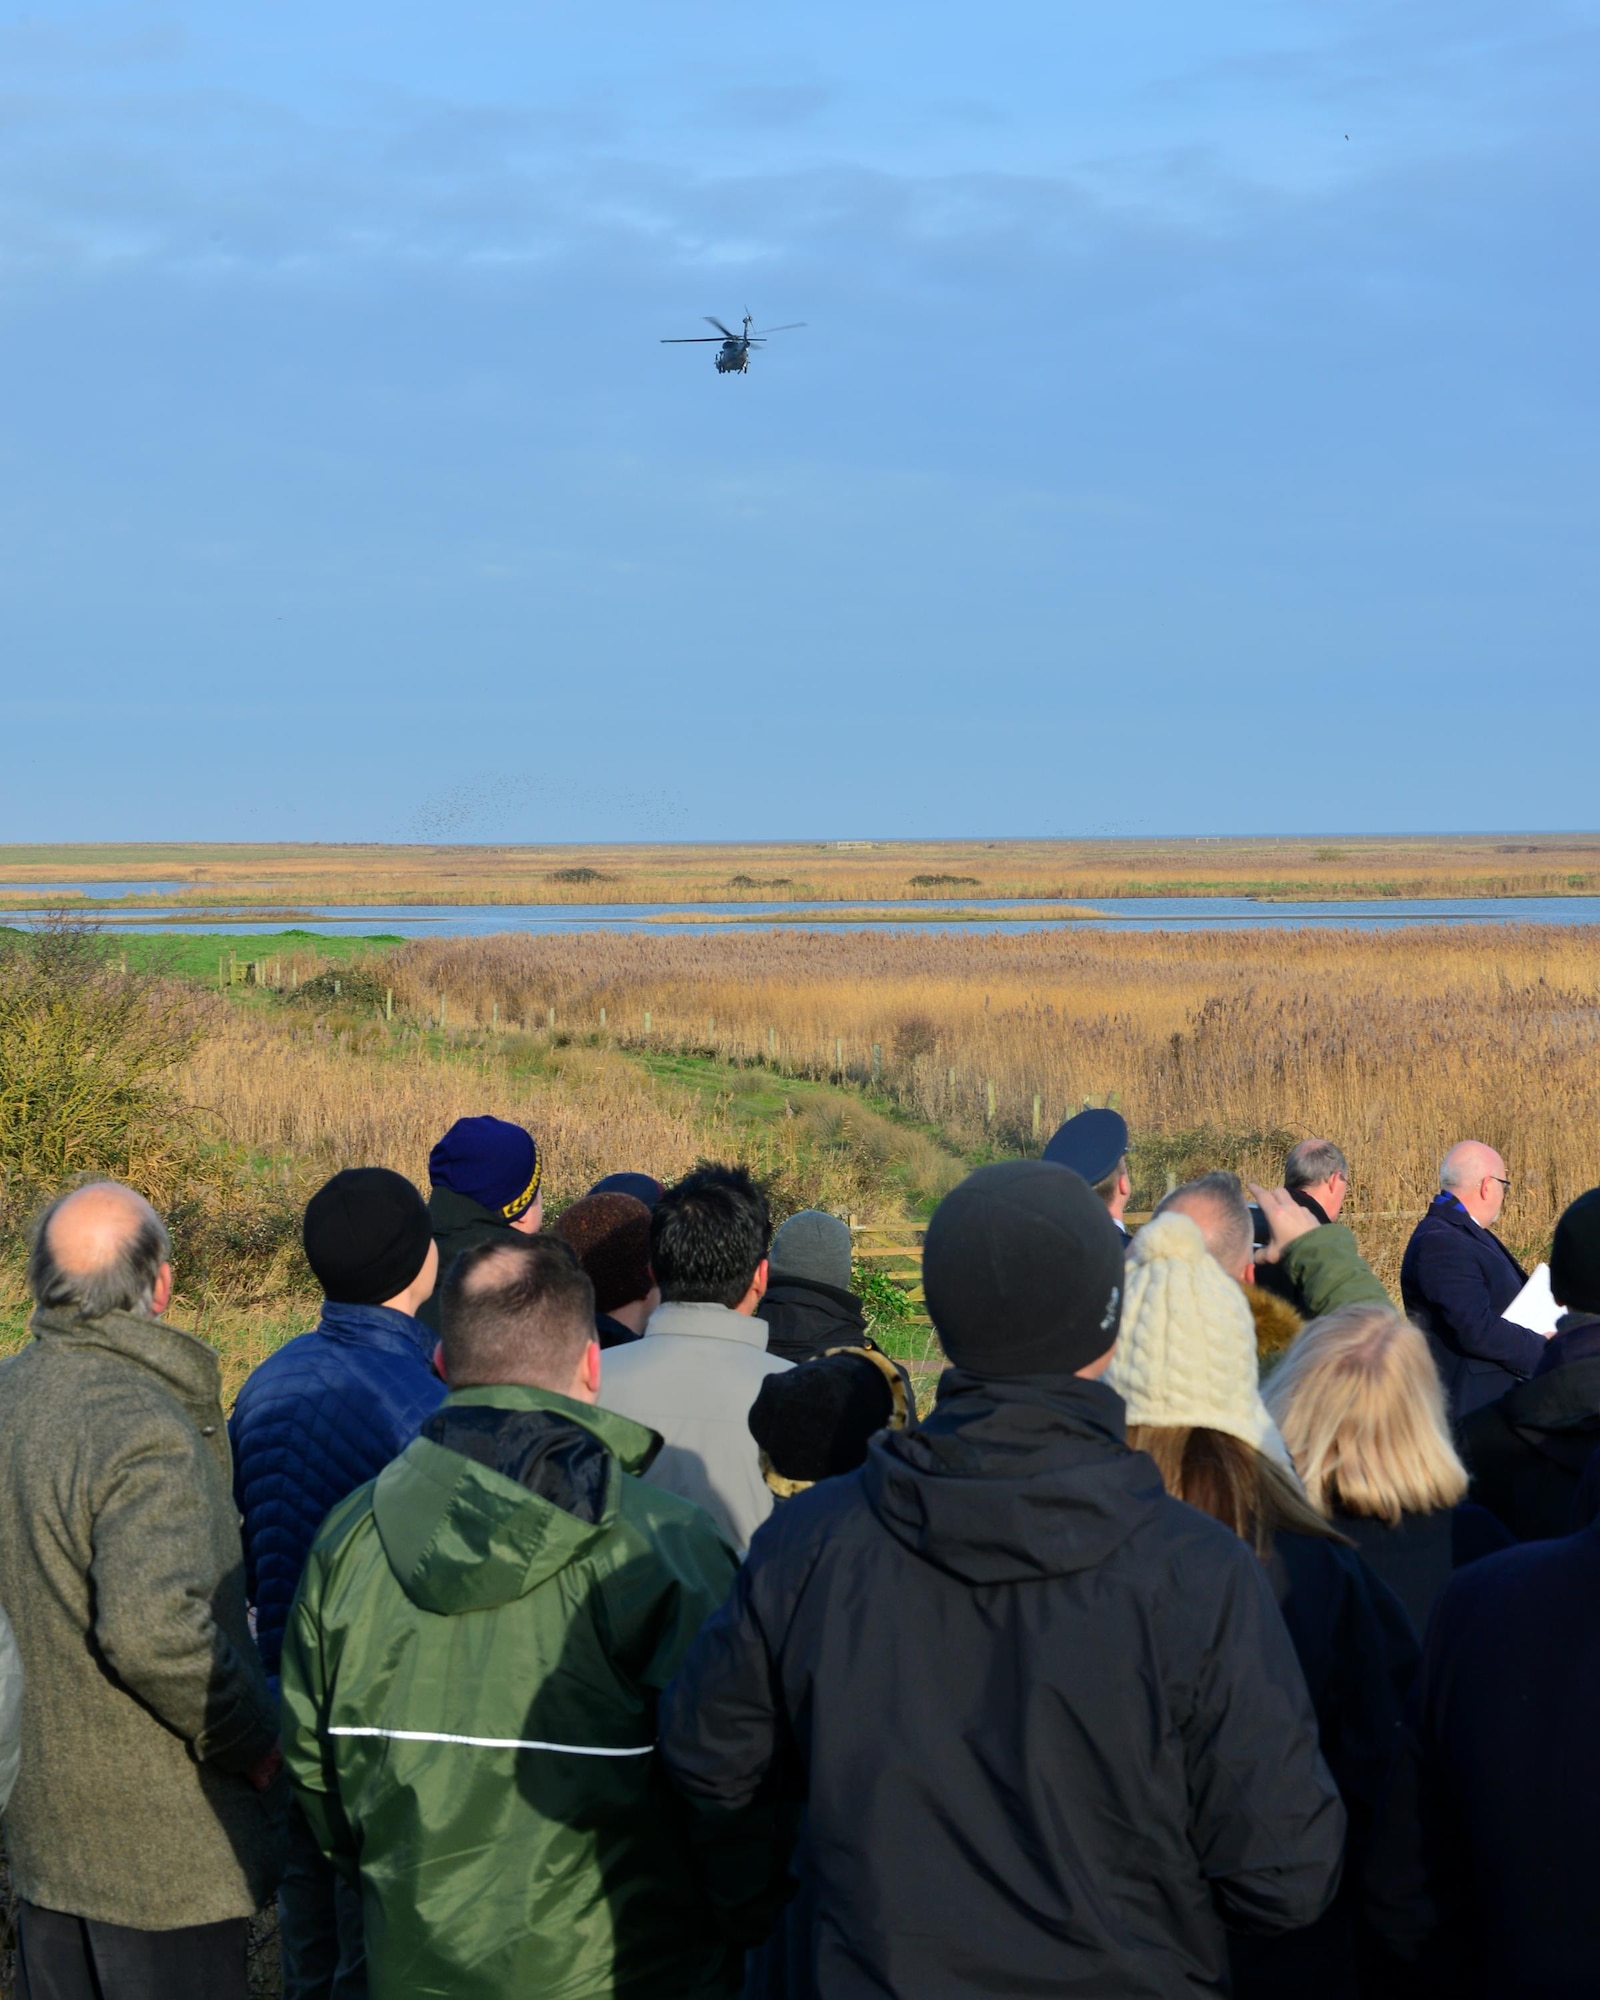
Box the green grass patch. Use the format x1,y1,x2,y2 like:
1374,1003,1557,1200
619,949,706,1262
114,930,404,982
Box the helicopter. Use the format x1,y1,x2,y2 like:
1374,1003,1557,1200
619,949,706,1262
660,312,805,374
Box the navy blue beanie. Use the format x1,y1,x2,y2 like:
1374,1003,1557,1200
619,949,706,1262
589,1171,665,1210
429,1116,542,1220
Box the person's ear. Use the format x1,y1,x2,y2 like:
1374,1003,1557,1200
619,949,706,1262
752,1257,770,1303
581,1340,602,1397
1244,1259,1257,1286
432,1340,448,1383
151,1262,174,1316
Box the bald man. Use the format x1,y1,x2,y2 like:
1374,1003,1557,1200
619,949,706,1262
1401,1142,1544,1423
0,1182,283,2000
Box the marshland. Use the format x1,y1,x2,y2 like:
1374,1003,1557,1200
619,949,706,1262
5,918,1598,1392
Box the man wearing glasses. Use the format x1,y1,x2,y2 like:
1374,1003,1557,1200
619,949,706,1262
1402,1140,1543,1423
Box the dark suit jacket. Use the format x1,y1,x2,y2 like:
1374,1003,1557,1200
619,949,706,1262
1399,1195,1541,1424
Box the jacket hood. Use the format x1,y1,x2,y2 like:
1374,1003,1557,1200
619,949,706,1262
372,1385,660,1614
861,1369,1167,1585
427,1184,507,1234
762,1273,865,1316
1502,1353,1600,1451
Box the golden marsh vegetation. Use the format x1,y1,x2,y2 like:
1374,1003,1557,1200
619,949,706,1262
6,921,1600,1392
5,832,1600,908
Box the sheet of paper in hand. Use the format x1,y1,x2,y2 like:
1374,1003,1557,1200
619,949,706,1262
1504,1262,1561,1337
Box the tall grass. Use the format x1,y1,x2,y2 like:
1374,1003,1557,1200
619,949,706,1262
386,925,1600,1289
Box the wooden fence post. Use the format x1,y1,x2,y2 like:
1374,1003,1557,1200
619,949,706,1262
385,988,393,1021
871,1043,882,1086
439,994,446,1028
492,1001,499,1031
1032,1093,1041,1142
986,1079,996,1126
835,1036,844,1080
548,1007,556,1029
644,1009,652,1033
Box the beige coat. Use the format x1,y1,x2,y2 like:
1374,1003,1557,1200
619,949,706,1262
597,1301,792,1550
0,1307,284,1927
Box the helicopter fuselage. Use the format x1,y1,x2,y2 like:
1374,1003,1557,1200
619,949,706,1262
714,341,749,373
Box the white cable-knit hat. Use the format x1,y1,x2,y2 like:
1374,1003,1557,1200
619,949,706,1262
1106,1211,1290,1466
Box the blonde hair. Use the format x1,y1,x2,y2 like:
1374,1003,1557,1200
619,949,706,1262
1128,1424,1343,1558
1263,1304,1467,1526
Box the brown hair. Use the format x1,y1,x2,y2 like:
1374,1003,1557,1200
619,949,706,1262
1263,1304,1467,1525
1128,1423,1347,1558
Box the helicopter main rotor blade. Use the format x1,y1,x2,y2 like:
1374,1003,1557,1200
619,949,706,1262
751,323,806,334
704,317,739,338
661,337,725,342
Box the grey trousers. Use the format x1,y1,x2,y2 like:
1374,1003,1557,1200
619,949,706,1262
14,1901,249,2000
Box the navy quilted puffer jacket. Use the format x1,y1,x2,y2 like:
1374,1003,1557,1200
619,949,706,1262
231,1299,446,1678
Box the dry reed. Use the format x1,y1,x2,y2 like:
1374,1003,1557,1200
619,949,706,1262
5,834,1600,907
386,924,1600,1290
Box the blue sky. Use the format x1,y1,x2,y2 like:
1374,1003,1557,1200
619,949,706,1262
1,0,1596,842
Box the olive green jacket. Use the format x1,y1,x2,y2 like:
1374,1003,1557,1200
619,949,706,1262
281,1384,740,2000
0,1307,284,1926
1257,1223,1391,1329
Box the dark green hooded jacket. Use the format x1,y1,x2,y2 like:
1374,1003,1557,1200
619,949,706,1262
280,1384,741,2000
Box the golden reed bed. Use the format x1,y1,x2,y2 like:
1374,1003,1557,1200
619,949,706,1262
382,923,1600,1291
3,833,1600,906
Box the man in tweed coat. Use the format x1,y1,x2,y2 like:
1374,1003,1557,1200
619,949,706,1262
0,1182,284,2000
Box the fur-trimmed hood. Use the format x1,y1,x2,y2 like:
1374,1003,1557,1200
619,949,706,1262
1244,1282,1304,1364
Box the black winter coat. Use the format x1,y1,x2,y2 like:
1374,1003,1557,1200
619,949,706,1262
1399,1196,1540,1422
661,1372,1344,2000
1460,1314,1600,1541
1367,1523,1600,1995
415,1186,523,1332
1229,1528,1419,2000
1336,1506,1514,1636
755,1275,869,1364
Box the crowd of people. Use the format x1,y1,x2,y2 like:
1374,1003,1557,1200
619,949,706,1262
2,1103,1600,1999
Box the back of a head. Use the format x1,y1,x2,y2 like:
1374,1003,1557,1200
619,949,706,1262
27,1181,170,1320
1107,1211,1286,1466
1264,1304,1466,1525
748,1346,911,1494
922,1159,1124,1378
769,1209,853,1294
303,1166,433,1305
650,1164,771,1308
1285,1138,1348,1192
551,1192,653,1313
588,1171,665,1211
438,1236,595,1389
1551,1186,1600,1314
1155,1171,1254,1281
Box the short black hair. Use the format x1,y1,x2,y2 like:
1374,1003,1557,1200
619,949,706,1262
650,1163,771,1308
438,1235,595,1389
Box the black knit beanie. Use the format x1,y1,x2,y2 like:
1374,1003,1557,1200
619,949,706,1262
1551,1186,1600,1314
303,1167,433,1306
749,1349,905,1485
923,1159,1124,1378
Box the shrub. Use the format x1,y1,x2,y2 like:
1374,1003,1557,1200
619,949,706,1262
0,924,203,1230
909,873,978,888
550,867,608,884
